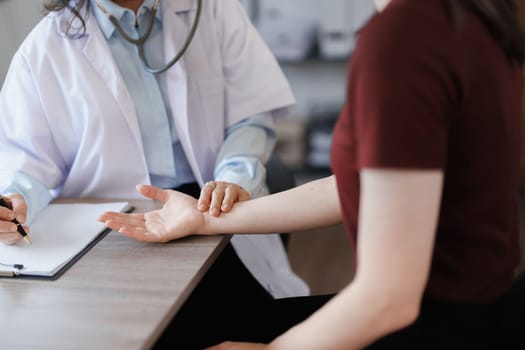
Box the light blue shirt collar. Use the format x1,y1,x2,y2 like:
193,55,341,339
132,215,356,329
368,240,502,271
90,0,162,40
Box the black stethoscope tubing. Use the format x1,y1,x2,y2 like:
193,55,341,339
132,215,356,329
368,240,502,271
95,0,203,74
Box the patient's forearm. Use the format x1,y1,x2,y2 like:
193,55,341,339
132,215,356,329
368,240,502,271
200,175,342,235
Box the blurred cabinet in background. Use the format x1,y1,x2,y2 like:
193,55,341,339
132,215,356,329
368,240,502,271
254,0,374,63
319,0,375,60
249,0,375,171
304,106,340,170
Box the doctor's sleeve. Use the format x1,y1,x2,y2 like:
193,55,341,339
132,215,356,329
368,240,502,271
214,112,276,198
215,0,296,126
1,172,53,224
0,50,64,217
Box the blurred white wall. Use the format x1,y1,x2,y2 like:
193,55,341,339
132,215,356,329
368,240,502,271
0,0,375,120
0,0,43,86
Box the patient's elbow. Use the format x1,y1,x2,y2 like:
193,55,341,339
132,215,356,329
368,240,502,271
362,285,421,336
386,299,420,332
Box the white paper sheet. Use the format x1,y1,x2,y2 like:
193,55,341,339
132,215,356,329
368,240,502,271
0,202,129,277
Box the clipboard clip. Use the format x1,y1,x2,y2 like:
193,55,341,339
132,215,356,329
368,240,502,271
0,262,24,276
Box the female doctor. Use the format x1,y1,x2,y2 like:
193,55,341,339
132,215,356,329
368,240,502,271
0,0,308,324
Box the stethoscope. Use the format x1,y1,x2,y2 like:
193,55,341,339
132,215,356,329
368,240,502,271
94,0,202,74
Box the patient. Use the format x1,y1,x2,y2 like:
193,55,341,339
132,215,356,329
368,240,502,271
100,0,525,348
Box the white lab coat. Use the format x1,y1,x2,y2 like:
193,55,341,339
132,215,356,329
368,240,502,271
0,0,309,298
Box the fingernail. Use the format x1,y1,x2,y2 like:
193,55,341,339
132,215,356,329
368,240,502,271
211,208,219,216
16,215,25,222
10,224,17,232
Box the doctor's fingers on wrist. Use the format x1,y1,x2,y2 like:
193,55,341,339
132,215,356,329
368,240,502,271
210,182,231,216
237,186,250,202
198,181,216,211
221,185,245,212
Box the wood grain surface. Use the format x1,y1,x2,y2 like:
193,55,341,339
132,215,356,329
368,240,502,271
0,199,229,350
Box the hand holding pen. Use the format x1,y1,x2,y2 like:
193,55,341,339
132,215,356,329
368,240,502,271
0,195,31,245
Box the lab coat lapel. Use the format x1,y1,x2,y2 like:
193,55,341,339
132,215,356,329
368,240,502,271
171,0,198,12
81,12,144,154
162,0,206,184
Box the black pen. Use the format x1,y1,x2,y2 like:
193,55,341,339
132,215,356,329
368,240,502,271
0,196,32,245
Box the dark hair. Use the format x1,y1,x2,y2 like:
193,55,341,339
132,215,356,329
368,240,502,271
43,0,89,37
449,0,525,62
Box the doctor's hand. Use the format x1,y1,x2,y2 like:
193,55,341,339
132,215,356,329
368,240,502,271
198,181,250,217
98,184,206,243
0,194,29,245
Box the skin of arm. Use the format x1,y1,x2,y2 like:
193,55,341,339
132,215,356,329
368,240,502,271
262,169,443,350
203,169,444,350
99,175,342,241
99,169,443,349
200,175,342,235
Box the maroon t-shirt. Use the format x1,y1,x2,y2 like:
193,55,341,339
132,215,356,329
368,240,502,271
331,0,522,303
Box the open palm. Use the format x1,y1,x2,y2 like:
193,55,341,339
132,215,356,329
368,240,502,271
99,185,206,243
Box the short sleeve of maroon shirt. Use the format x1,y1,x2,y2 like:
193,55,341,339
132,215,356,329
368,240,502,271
331,0,522,304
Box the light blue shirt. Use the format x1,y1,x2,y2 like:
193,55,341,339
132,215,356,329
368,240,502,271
93,0,193,188
1,0,276,223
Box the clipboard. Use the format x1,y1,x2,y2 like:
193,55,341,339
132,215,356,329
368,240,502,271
0,202,134,280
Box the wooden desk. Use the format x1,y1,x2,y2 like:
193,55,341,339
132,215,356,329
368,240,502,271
0,200,229,349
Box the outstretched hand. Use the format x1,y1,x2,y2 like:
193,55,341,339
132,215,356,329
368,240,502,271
98,184,206,243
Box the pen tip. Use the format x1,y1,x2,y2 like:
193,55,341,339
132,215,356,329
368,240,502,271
24,236,32,245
